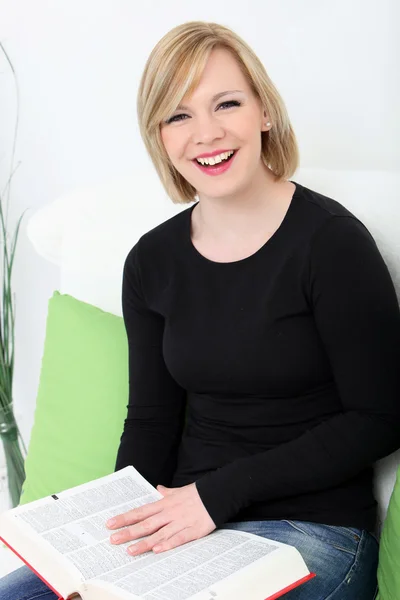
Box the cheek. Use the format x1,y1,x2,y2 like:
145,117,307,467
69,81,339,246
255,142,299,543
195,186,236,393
160,128,171,154
160,130,185,161
229,108,257,131
237,118,260,142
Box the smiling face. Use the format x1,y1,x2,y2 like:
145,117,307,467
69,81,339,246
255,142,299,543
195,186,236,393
160,47,271,203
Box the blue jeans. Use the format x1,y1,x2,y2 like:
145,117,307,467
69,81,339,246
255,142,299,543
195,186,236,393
221,520,379,599
0,520,379,599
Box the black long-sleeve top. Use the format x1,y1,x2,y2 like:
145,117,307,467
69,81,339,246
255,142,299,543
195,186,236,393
115,180,400,532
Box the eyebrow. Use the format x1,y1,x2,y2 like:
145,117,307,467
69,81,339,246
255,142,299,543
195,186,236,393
176,90,243,111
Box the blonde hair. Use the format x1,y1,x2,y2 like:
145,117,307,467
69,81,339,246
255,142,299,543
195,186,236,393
137,21,299,204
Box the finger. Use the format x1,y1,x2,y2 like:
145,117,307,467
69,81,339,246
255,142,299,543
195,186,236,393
110,514,167,544
127,523,184,556
152,528,193,553
106,500,162,529
157,485,173,495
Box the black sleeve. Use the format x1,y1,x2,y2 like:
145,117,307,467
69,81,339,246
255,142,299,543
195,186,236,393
195,216,400,527
114,240,187,487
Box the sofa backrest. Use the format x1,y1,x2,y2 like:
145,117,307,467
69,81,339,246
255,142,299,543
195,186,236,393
27,167,400,535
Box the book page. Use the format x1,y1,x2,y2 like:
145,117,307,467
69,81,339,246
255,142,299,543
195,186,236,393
88,529,293,600
0,467,162,590
1,467,310,600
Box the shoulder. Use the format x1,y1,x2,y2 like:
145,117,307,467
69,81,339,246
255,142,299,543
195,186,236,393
293,181,376,248
124,203,194,269
293,185,387,286
295,181,363,222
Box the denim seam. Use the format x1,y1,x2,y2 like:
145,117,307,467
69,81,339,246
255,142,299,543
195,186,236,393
323,524,361,542
324,567,355,600
324,530,371,600
23,592,56,600
323,548,360,600
283,520,357,556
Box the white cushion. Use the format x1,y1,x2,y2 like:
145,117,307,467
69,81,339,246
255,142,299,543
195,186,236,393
27,174,187,315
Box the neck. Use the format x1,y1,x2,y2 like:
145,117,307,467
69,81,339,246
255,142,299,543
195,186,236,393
193,164,293,243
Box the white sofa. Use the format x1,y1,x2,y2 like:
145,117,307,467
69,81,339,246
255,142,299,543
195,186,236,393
27,167,400,538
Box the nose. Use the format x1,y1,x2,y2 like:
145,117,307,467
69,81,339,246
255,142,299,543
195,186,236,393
191,113,225,145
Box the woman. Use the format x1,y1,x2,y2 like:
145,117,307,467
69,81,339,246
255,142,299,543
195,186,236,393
2,20,399,600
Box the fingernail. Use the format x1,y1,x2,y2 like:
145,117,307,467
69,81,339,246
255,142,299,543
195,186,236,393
128,546,138,555
111,534,121,542
107,518,116,527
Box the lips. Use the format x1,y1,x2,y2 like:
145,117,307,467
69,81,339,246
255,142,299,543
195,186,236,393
194,148,236,159
192,150,236,166
192,149,238,176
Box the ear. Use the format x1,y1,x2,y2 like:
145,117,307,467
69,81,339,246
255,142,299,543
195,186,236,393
261,109,270,132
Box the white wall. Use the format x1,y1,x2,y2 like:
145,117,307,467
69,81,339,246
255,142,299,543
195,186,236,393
0,0,398,453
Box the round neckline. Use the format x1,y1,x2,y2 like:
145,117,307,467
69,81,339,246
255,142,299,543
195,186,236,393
185,180,300,266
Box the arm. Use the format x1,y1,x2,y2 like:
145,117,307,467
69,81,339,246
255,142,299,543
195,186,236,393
114,240,187,487
195,216,400,527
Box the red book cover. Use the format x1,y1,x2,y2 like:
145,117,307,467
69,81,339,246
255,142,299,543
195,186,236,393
1,534,315,600
1,535,65,599
265,572,316,599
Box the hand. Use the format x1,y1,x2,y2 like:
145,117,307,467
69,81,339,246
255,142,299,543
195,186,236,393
106,482,216,556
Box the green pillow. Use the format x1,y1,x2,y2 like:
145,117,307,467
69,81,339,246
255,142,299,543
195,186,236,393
19,291,129,505
377,468,400,599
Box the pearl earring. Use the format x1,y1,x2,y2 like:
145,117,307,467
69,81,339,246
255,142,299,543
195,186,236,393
265,122,271,126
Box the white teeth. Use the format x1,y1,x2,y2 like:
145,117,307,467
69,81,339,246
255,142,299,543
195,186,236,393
196,150,235,165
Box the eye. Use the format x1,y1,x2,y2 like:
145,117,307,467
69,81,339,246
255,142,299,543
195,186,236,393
218,100,241,110
165,100,241,124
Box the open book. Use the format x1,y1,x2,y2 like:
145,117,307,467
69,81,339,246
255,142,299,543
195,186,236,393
0,466,315,600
